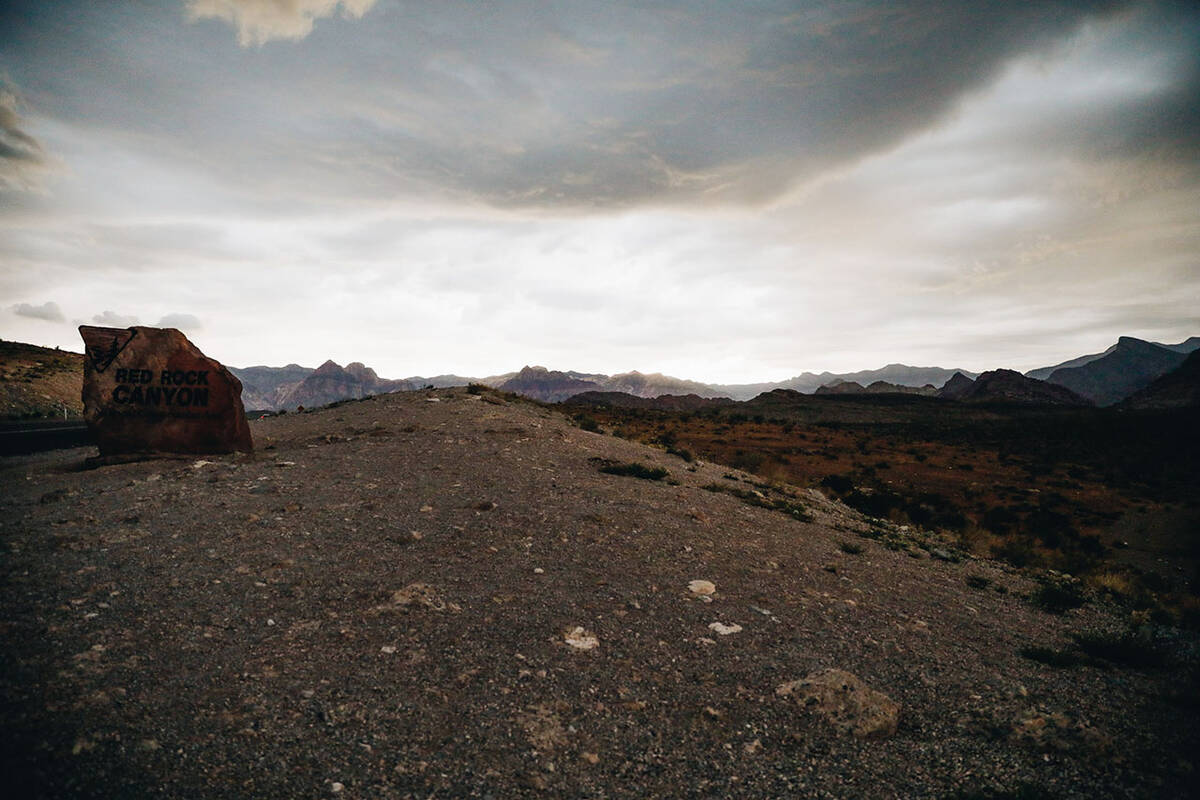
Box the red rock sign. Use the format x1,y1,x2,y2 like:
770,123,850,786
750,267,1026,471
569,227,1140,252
79,325,253,456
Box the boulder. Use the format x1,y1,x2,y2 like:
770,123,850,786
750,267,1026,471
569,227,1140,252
79,325,252,457
777,668,900,739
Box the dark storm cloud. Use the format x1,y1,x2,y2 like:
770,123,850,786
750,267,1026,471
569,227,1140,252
5,0,1178,211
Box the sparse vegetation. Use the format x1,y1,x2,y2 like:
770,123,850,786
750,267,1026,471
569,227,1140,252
595,461,669,481
838,541,864,555
1030,577,1087,614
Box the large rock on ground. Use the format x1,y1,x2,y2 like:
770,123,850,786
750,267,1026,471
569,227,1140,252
777,668,900,739
79,325,252,456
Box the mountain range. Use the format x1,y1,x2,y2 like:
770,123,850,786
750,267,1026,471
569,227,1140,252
225,335,1200,411
1031,336,1200,406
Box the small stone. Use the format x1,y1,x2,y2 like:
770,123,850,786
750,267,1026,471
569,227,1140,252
564,626,600,650
331,782,344,793
419,505,434,513
708,622,742,636
581,751,600,765
533,568,544,574
688,580,716,596
381,645,397,654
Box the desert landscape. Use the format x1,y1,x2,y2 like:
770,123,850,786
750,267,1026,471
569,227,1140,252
2,376,1199,798
5,1,1200,796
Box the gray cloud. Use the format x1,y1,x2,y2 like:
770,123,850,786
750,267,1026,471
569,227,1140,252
92,310,140,327
0,81,46,189
11,300,63,322
157,312,203,330
5,0,1167,211
186,0,379,46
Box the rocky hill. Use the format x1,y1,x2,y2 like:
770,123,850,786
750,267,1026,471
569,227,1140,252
714,364,976,400
816,380,936,396
496,365,605,403
936,372,976,399
0,340,85,419
1121,350,1200,410
566,391,735,411
1046,337,1193,406
270,360,416,409
1,388,1195,798
230,363,315,410
957,369,1092,406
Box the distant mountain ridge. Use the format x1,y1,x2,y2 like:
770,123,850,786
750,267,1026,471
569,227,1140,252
1039,337,1199,406
226,335,1197,409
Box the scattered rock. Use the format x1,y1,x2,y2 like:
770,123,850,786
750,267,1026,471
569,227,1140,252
688,580,716,596
564,626,599,650
516,704,570,751
387,583,460,613
708,622,742,636
776,668,900,739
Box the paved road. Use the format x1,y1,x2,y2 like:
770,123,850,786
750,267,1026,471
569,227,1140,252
0,421,92,456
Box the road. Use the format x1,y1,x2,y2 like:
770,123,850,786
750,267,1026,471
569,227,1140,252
0,420,92,456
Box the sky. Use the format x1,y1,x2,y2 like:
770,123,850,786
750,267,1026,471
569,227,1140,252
1,0,1197,383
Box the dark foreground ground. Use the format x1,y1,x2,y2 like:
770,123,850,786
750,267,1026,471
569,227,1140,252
1,388,1197,798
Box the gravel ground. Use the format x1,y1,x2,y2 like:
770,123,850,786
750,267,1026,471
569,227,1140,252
1,387,1197,798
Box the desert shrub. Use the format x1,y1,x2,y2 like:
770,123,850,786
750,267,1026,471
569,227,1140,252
981,506,1019,535
838,541,864,555
820,474,854,494
729,450,765,473
843,488,902,519
1071,630,1170,668
1019,644,1086,668
466,383,487,394
574,414,602,433
965,575,992,590
1030,578,1086,614
667,446,694,462
597,462,668,481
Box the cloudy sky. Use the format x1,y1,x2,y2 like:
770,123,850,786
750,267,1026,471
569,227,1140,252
1,0,1197,382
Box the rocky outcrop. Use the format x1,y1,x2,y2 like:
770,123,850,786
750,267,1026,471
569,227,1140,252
275,360,415,409
497,366,604,403
78,325,251,456
937,372,976,399
957,369,1091,406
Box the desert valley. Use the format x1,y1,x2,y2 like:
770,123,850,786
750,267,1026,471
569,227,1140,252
2,333,1198,798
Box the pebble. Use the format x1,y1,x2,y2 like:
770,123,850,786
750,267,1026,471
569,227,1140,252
564,626,600,650
533,568,544,574
688,580,716,596
708,622,743,636
331,782,344,793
